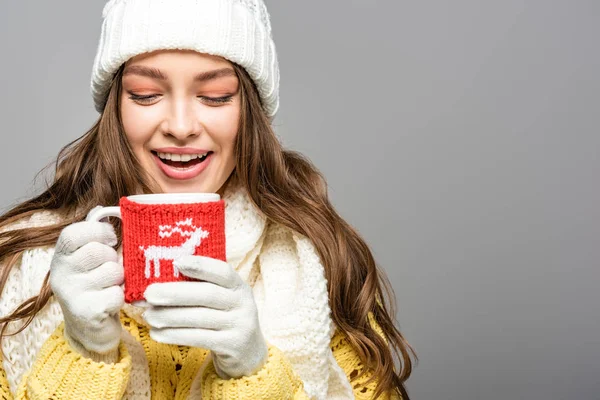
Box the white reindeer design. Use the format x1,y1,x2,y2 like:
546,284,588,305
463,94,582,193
138,218,210,279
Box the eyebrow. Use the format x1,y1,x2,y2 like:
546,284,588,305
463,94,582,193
122,65,236,82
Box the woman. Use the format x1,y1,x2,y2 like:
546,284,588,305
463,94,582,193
0,0,416,399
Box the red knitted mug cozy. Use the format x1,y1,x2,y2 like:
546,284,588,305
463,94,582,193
118,197,226,303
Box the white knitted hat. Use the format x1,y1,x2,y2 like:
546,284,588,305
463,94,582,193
91,0,280,118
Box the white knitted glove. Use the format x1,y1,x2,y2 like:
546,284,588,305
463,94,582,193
49,220,125,363
143,255,269,379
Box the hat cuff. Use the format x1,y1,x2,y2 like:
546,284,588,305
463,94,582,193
90,0,279,117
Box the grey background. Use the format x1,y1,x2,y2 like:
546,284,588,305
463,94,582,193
1,1,599,399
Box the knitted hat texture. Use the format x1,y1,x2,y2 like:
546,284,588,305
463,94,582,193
91,0,280,118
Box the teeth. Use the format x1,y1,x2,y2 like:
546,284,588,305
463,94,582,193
157,152,209,162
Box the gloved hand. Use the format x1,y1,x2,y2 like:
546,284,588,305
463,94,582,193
143,255,268,379
49,220,125,363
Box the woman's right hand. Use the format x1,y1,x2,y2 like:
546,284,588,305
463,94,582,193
49,220,125,362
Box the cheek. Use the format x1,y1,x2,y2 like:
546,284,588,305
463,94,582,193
214,105,240,147
219,124,238,163
120,103,154,152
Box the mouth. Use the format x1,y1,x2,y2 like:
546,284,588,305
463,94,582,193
151,150,213,168
151,150,214,180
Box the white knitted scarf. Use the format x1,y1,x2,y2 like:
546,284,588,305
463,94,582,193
0,178,354,399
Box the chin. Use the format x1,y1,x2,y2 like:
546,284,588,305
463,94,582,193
155,179,206,194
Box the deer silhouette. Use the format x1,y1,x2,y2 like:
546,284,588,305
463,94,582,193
138,218,210,279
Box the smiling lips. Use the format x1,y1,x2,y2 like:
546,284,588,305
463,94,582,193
152,148,214,180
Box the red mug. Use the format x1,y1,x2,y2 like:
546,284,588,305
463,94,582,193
86,193,226,306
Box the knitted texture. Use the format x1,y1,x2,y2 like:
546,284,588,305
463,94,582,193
91,0,280,118
0,311,395,400
14,323,132,399
119,197,226,303
0,177,399,399
330,329,402,400
194,346,309,399
0,360,10,400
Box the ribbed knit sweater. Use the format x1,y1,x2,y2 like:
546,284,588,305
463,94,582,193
0,178,400,399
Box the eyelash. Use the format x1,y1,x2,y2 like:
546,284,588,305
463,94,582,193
127,93,234,105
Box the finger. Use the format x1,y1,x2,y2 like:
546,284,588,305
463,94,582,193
143,306,231,330
96,285,125,315
144,281,234,310
66,241,118,273
56,221,117,254
149,327,223,351
174,255,241,289
83,261,124,290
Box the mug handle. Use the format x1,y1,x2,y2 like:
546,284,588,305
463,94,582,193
86,205,122,222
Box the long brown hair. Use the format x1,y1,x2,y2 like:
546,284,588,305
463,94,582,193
0,59,416,398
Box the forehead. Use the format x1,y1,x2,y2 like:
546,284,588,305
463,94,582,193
123,50,237,84
125,49,233,70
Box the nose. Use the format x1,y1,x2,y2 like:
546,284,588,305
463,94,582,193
162,98,202,140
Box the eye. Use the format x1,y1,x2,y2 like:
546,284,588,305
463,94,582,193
198,95,234,105
127,92,234,105
128,93,159,104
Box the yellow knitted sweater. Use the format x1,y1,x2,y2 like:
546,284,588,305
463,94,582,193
0,311,400,399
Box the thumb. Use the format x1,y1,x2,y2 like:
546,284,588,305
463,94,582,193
175,256,239,289
173,255,205,279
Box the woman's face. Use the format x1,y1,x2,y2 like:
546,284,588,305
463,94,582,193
120,49,240,195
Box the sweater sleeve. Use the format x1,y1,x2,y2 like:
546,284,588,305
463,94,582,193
0,356,13,400
331,312,403,400
196,344,310,399
6,323,132,400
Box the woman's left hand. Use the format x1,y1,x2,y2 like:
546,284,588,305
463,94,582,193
142,255,269,379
